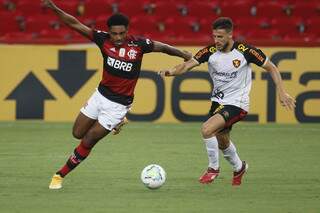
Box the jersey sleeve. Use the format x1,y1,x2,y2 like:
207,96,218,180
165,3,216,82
193,45,216,64
138,37,154,53
91,30,109,47
243,45,268,66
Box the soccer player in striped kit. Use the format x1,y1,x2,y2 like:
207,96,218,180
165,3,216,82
43,0,192,189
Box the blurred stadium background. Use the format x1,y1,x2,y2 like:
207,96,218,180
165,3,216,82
0,1,319,213
1,0,320,45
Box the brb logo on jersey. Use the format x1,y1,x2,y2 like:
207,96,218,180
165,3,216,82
107,56,133,72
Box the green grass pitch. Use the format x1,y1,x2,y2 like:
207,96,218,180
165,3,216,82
0,121,319,213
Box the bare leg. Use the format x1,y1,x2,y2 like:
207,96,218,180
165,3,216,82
201,113,226,169
201,113,226,139
56,120,110,178
72,112,96,139
216,132,230,150
199,114,226,183
82,121,111,148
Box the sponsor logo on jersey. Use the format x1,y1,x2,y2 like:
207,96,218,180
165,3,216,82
119,48,126,57
232,59,241,68
127,49,138,59
249,49,265,63
128,41,138,47
213,70,238,79
209,46,216,53
237,44,249,52
107,56,133,72
195,48,209,59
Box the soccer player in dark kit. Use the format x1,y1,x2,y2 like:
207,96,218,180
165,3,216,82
42,0,192,189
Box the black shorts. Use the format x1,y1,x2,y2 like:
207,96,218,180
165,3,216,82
208,101,248,132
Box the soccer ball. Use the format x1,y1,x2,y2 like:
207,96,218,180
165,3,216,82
140,164,166,189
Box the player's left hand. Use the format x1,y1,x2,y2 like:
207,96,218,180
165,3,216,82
279,91,296,110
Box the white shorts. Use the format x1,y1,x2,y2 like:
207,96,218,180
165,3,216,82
80,89,130,130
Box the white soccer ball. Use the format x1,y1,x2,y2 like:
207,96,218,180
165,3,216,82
140,164,166,189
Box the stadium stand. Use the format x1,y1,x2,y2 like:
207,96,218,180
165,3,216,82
0,0,319,45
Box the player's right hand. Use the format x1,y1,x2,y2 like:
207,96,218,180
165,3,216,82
158,70,173,78
278,91,296,111
42,0,55,9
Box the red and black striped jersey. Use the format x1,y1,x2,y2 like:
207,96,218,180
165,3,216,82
90,30,154,105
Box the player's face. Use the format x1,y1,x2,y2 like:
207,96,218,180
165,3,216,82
109,25,128,47
212,29,232,51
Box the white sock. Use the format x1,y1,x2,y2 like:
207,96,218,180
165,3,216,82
222,142,242,172
203,136,219,170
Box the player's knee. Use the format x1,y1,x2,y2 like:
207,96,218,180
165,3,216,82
201,123,215,138
72,130,83,140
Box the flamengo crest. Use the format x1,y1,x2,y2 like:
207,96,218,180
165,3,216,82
127,49,138,59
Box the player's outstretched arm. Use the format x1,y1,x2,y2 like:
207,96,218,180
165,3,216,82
158,58,199,77
42,0,92,38
152,41,192,61
263,60,296,110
